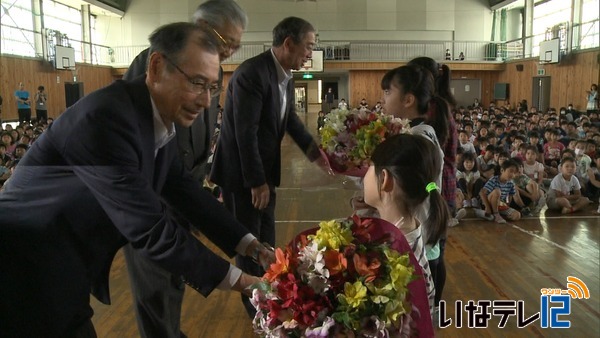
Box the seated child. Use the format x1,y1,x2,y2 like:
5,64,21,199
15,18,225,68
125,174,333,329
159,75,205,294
585,153,600,207
478,159,527,223
574,140,592,192
456,152,485,208
364,134,450,317
512,158,545,214
546,157,590,214
523,145,545,186
458,129,476,154
477,144,497,180
543,128,564,168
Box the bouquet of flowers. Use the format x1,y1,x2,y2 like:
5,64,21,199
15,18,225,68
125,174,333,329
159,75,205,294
251,215,434,338
319,109,410,177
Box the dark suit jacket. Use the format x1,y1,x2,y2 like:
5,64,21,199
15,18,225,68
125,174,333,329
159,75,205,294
210,50,319,191
0,76,249,336
124,49,222,181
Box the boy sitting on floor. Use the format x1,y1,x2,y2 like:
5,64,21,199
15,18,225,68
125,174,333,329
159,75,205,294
478,159,527,223
546,157,590,214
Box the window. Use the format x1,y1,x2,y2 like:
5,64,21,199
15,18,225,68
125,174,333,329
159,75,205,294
0,0,35,57
580,0,599,49
43,0,83,62
532,0,571,56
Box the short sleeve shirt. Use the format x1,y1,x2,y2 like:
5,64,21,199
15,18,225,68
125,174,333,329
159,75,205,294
483,176,516,202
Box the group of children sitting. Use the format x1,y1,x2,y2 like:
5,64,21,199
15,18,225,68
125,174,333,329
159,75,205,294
452,105,600,224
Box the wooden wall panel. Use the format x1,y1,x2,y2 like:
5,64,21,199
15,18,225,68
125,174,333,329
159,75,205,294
497,50,599,111
0,56,114,121
349,70,387,108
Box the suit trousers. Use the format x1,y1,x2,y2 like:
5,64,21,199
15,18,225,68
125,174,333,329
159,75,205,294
221,187,276,317
123,244,186,338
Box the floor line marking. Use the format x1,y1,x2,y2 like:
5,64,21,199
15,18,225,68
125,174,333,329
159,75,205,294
506,221,586,259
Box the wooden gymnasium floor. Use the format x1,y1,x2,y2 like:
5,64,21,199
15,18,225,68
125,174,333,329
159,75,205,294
91,112,599,337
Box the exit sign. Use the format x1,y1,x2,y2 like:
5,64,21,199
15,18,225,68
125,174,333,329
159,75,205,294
537,69,546,75
302,73,313,79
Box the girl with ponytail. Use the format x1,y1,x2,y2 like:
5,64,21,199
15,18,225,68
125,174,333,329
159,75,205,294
408,57,459,316
380,64,450,244
364,133,451,317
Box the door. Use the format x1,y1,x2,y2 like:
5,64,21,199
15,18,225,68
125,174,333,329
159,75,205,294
532,77,551,112
450,79,482,108
294,84,307,114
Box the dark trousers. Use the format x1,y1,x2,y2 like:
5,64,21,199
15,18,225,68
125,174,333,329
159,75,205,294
18,108,31,124
36,109,48,123
123,244,186,338
222,187,276,317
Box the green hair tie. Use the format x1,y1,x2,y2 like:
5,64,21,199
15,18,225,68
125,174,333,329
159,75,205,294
425,182,439,193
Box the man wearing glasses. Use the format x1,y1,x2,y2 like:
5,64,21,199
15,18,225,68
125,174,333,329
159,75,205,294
0,22,272,338
210,16,332,317
122,1,247,337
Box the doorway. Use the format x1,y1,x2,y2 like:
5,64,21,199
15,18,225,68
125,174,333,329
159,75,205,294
294,84,307,114
450,79,482,108
532,77,551,112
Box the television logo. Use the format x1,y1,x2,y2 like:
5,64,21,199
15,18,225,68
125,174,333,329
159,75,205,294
439,276,590,329
539,276,590,328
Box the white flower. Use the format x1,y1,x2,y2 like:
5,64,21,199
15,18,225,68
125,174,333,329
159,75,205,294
298,242,329,277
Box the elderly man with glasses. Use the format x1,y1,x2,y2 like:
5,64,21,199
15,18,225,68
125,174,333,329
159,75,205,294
0,22,273,338
122,1,248,337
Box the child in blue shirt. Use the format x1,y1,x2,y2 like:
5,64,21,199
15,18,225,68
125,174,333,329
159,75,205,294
479,159,527,223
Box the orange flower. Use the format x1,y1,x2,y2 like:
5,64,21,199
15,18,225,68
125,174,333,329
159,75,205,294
264,248,289,282
323,249,347,275
353,253,381,283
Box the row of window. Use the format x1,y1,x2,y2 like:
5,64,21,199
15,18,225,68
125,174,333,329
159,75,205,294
1,0,598,63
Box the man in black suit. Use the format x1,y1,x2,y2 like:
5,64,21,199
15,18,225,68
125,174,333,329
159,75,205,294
122,2,246,337
210,16,331,316
0,22,271,337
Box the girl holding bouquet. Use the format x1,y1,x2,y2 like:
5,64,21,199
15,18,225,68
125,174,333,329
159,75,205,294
364,133,451,319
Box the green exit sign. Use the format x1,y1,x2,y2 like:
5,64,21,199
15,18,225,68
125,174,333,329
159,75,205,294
302,73,313,79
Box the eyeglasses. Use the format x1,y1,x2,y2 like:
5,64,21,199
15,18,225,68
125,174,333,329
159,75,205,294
209,27,241,53
161,54,222,98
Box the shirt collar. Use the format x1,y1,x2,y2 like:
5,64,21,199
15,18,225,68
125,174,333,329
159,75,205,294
150,97,176,151
270,48,293,84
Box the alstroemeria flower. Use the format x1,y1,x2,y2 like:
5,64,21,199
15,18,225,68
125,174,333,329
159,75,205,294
305,316,336,338
298,241,328,277
339,281,367,309
323,249,347,275
310,220,353,250
264,248,290,282
353,252,381,283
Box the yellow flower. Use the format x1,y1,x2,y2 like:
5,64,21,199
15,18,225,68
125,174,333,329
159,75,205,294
310,220,353,250
384,299,408,325
340,281,368,309
367,283,393,304
385,250,413,293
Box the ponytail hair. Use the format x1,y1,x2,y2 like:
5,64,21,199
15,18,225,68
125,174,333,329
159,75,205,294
408,57,457,108
381,64,451,146
371,134,450,245
428,95,450,147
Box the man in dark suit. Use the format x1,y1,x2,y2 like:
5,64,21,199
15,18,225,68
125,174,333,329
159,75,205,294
0,22,271,337
210,16,331,317
122,2,246,337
